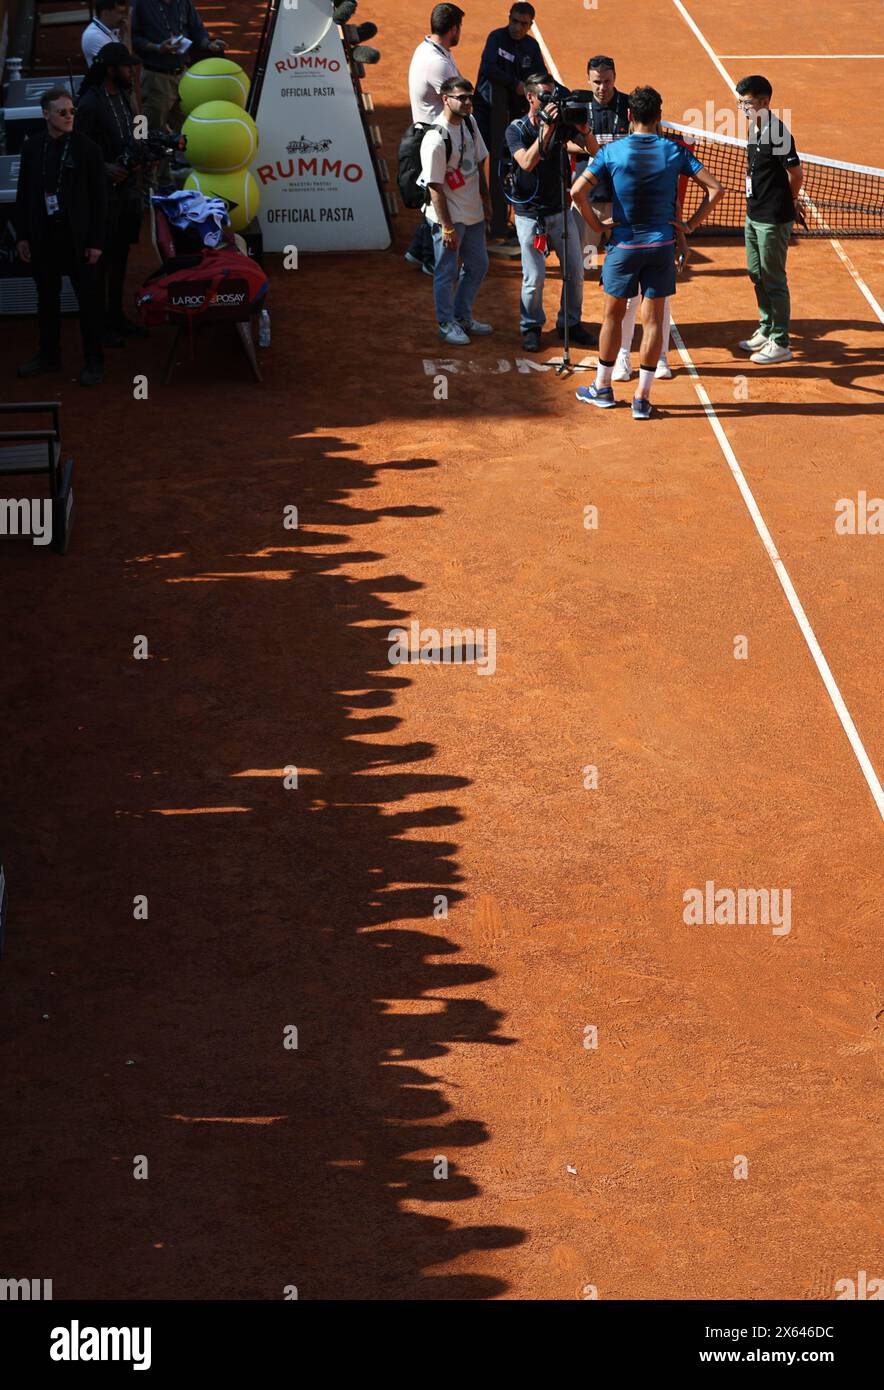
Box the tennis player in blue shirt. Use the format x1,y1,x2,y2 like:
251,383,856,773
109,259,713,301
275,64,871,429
571,85,723,419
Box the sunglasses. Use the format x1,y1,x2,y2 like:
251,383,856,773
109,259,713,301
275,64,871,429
450,93,474,101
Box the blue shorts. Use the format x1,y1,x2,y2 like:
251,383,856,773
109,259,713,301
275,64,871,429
602,242,676,299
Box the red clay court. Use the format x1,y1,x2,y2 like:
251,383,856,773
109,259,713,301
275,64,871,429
0,0,882,1307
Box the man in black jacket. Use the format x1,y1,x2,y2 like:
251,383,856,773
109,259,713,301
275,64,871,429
75,43,148,346
14,87,107,385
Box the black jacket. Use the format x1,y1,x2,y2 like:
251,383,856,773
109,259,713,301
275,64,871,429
14,130,107,260
74,86,142,244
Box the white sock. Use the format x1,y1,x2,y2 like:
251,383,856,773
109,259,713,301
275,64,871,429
595,361,614,388
621,296,639,352
637,367,655,398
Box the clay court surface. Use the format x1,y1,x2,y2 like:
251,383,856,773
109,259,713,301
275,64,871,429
1,0,882,1299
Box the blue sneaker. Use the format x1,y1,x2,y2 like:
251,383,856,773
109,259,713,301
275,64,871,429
576,383,616,408
632,396,653,421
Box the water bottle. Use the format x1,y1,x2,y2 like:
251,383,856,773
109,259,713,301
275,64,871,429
258,308,271,348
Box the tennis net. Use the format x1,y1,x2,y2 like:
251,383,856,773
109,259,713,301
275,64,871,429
661,119,884,237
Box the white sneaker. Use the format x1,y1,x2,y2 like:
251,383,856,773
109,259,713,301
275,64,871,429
439,321,470,346
750,340,793,364
655,353,673,379
612,348,632,382
739,329,768,351
458,317,493,335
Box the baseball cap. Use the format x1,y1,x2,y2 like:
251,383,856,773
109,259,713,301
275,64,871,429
94,41,141,66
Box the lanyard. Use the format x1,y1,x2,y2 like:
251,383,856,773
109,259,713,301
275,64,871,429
42,133,70,196
748,112,772,174
157,0,185,39
102,88,133,145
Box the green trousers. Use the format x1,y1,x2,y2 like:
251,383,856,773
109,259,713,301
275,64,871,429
744,217,793,346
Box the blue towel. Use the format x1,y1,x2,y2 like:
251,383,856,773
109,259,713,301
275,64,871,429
151,190,230,248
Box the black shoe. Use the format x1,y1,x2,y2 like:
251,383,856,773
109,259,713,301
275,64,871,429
522,329,541,352
17,352,61,379
79,360,104,387
558,323,598,347
116,316,148,340
102,328,126,348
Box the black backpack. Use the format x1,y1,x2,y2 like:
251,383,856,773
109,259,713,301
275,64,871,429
397,117,475,209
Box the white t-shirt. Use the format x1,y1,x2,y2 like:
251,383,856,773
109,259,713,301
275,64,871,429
82,18,121,67
408,36,460,124
419,119,488,226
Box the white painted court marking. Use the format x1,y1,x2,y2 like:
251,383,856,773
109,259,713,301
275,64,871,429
669,5,884,325
671,0,737,91
720,55,884,60
669,322,884,822
533,17,884,823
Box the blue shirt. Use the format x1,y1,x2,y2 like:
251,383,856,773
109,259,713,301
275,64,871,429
588,133,702,247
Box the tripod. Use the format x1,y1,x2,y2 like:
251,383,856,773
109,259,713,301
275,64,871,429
541,124,590,377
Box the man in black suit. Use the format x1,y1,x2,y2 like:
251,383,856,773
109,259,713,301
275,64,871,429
75,43,148,347
14,87,107,385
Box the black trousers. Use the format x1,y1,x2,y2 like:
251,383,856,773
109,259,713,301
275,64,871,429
96,222,132,327
475,82,521,239
97,188,141,326
33,223,103,364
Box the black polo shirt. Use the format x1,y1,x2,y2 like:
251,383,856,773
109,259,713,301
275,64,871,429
747,114,800,223
505,113,565,217
588,90,630,144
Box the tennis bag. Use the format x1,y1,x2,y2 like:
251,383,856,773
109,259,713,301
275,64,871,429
136,245,268,326
397,117,475,208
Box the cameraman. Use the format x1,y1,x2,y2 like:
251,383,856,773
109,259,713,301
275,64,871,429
75,43,148,345
504,72,597,351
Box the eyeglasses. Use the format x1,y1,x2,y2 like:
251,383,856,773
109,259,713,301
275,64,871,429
451,93,474,101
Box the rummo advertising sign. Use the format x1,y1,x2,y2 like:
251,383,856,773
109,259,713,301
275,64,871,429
251,0,390,251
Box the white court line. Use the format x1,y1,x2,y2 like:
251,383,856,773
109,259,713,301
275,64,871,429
671,0,738,91
670,5,884,325
669,323,884,823
532,17,884,823
720,55,884,60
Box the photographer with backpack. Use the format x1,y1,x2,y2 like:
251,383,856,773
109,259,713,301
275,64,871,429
416,77,493,345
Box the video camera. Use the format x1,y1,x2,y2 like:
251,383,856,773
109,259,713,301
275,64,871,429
119,129,187,172
537,83,593,136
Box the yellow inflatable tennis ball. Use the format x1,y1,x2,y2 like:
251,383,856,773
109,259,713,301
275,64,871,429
182,101,258,174
184,168,261,232
179,58,251,115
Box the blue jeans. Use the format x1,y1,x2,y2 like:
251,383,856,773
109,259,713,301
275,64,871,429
431,220,489,325
515,209,585,332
